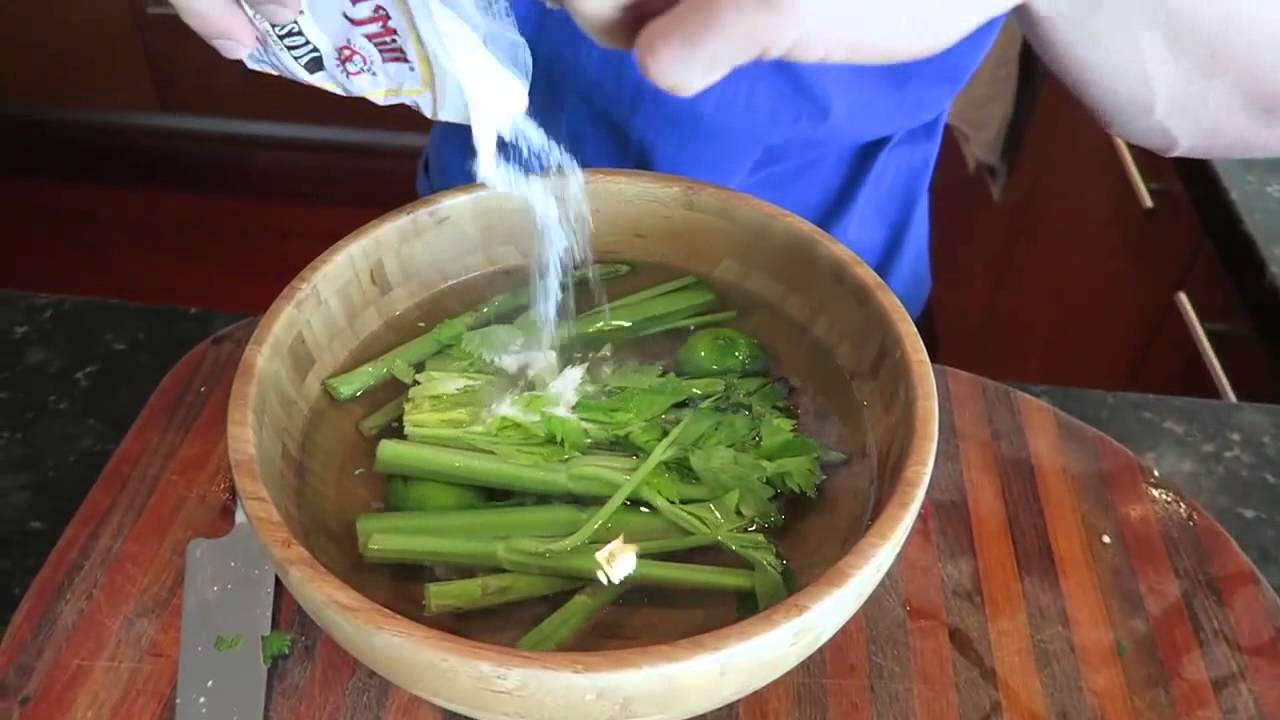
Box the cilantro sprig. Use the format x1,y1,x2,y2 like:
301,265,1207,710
260,631,293,667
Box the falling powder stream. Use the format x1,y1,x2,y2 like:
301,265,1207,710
430,2,601,355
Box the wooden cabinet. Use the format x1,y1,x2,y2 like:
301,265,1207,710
0,1,431,209
1134,241,1280,402
930,61,1280,401
1,1,160,110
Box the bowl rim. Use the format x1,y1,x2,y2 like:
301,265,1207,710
227,168,939,675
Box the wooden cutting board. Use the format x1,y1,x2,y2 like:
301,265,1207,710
2,320,1278,719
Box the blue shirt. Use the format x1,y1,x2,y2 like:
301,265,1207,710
418,4,1006,318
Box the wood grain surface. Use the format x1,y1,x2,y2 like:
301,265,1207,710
3,321,1279,719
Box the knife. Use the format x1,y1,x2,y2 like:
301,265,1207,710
176,501,277,719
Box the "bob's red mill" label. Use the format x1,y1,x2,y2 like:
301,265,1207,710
237,0,531,125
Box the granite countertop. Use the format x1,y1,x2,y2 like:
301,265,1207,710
3,290,1280,633
1196,159,1280,350
1210,159,1280,292
0,291,240,629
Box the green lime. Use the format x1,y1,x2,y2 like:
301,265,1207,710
675,328,767,378
384,477,487,511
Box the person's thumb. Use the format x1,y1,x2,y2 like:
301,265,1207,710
170,0,260,59
634,0,793,96
169,0,300,60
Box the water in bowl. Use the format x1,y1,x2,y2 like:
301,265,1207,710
295,261,878,651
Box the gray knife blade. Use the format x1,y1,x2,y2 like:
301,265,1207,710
176,502,277,720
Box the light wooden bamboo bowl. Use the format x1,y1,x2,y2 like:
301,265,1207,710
227,169,938,720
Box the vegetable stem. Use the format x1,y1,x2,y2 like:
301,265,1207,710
634,493,789,610
358,392,406,438
383,477,488,512
324,311,510,402
424,573,582,615
373,440,719,502
355,504,685,549
542,415,691,553
631,310,738,338
324,263,631,400
578,276,698,317
629,534,720,555
516,582,627,651
362,533,754,593
572,286,718,339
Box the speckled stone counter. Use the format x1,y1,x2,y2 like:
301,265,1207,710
1211,159,1280,292
2,290,1279,632
0,291,239,629
1191,159,1280,356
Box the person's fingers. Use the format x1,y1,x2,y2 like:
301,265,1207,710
634,0,793,96
560,0,635,48
561,0,677,49
169,0,259,59
245,0,302,26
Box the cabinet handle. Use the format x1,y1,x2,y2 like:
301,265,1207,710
1175,291,1237,402
1110,136,1156,211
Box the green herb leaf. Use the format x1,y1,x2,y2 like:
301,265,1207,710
420,344,494,373
432,317,470,346
460,324,526,361
747,379,791,412
640,463,709,503
728,376,770,395
605,362,665,388
403,395,486,429
756,416,820,460
765,455,822,496
688,447,780,524
213,633,242,652
511,311,540,338
819,445,849,464
544,413,589,452
260,631,293,667
666,407,721,452
681,491,748,531
623,421,664,454
614,383,694,421
408,371,492,397
695,412,756,451
576,377,723,428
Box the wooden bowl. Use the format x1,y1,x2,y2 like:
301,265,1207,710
227,169,938,720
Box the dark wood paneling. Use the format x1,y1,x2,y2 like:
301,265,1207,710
0,107,432,313
0,0,160,110
0,175,385,314
0,108,425,208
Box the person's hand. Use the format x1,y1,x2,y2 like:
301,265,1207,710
560,0,1023,96
170,0,301,59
